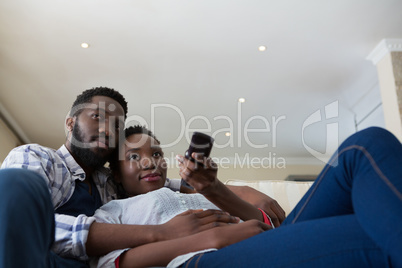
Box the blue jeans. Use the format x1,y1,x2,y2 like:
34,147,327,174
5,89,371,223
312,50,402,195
0,169,88,268
183,127,402,267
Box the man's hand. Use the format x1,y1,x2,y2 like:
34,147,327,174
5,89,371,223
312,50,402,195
159,209,240,240
227,185,286,226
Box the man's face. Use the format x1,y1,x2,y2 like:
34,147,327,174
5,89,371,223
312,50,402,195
69,95,125,168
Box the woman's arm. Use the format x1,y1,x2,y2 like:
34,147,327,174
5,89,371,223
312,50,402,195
176,154,274,224
118,220,270,268
226,184,286,226
86,209,239,256
177,175,285,226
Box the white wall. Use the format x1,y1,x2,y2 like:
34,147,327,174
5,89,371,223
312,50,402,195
352,83,385,131
0,118,21,165
167,163,324,182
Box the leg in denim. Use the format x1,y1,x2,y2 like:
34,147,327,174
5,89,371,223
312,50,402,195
183,127,402,267
0,168,89,268
0,168,54,268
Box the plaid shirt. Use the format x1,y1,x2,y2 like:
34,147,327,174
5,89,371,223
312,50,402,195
1,144,181,260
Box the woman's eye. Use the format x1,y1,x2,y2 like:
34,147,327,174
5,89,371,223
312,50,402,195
129,154,140,161
153,151,163,158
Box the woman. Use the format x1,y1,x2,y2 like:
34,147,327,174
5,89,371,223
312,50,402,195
96,126,402,267
92,126,273,268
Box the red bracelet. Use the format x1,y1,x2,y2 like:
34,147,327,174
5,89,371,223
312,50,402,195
258,208,274,228
114,255,120,268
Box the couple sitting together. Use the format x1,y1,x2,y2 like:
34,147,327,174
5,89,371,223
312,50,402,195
0,87,401,268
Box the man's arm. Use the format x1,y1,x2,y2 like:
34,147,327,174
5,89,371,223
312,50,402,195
117,220,270,268
86,209,240,257
1,146,93,260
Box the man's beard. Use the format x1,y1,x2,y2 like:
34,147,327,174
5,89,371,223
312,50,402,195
70,122,110,169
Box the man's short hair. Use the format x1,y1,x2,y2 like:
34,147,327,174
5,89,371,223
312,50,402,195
70,87,128,118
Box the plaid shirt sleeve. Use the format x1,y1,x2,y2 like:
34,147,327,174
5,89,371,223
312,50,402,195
53,213,96,260
1,144,95,260
1,145,56,190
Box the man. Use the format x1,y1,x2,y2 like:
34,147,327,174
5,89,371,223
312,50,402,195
0,87,284,267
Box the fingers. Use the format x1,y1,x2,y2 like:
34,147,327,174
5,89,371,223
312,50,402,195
176,155,193,177
179,209,240,232
274,202,286,224
266,201,286,226
260,221,273,231
191,153,218,169
260,207,281,228
243,219,273,232
177,209,204,216
193,209,240,224
176,154,217,172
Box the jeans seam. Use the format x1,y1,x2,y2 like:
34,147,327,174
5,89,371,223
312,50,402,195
291,160,331,223
184,256,194,268
292,144,402,223
193,253,204,268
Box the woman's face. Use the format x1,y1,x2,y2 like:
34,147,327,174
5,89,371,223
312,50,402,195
115,133,167,196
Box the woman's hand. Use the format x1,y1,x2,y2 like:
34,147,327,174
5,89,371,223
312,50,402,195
176,153,220,195
176,153,286,226
227,185,286,226
118,219,271,268
206,219,272,249
158,209,240,240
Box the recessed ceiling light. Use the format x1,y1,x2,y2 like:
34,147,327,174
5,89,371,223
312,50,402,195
225,132,231,137
258,46,266,52
238,98,246,103
81,43,90,48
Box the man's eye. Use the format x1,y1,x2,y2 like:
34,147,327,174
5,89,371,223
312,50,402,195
92,113,105,120
129,154,140,161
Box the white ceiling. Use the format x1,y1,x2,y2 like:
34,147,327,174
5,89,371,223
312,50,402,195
1,0,401,165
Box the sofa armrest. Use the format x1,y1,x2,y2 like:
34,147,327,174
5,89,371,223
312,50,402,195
225,180,313,216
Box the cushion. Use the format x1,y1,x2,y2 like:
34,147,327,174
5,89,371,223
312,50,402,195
225,180,314,216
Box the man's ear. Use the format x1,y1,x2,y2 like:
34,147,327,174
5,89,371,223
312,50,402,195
66,117,75,133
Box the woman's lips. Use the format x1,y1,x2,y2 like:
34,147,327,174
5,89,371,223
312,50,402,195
141,173,161,182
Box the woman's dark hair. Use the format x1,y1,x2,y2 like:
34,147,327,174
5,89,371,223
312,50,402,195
70,87,128,118
124,125,160,144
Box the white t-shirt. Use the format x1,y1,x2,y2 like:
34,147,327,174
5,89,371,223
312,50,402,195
91,187,220,268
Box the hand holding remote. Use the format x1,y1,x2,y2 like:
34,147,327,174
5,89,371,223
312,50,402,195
177,132,219,195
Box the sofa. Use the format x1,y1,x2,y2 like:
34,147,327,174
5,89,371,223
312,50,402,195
225,179,314,216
